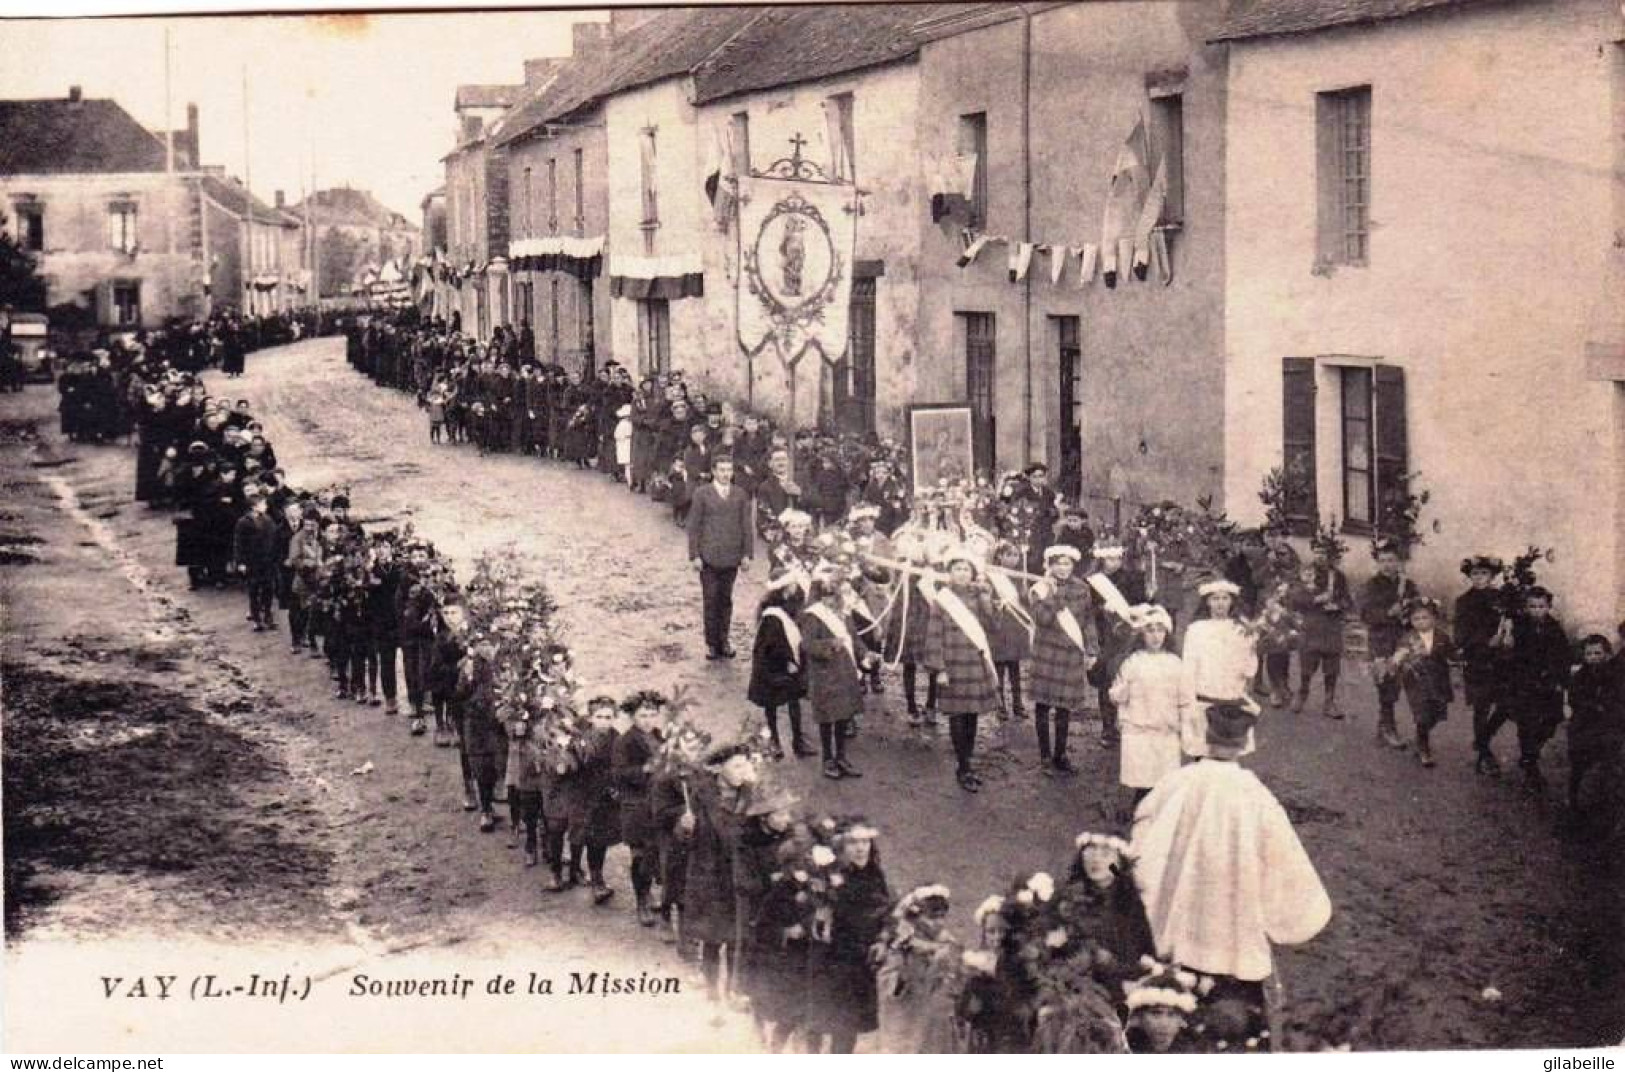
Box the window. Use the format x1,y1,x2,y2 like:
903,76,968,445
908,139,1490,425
1055,316,1083,501
549,277,561,357
572,148,585,234
1317,86,1371,266
1340,366,1374,527
107,200,138,254
962,311,995,475
730,111,751,176
547,158,559,233
833,276,877,435
1149,92,1185,223
577,278,595,365
957,112,988,230
112,281,140,326
824,93,854,182
1281,358,1319,535
639,127,659,228
521,167,533,234
637,298,670,375
13,201,43,252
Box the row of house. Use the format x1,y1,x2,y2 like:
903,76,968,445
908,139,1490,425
429,0,1622,627
0,87,314,325
0,91,423,325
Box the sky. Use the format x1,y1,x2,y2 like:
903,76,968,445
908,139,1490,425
0,8,609,221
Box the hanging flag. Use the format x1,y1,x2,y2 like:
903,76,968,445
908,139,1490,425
1132,158,1167,281
1100,116,1150,290
1079,243,1098,286
957,233,995,269
1150,229,1173,286
736,174,857,370
1050,245,1068,285
1007,241,1035,283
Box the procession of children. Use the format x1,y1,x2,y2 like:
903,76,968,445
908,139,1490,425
58,306,1623,1053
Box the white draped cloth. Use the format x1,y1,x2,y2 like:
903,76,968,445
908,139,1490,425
1131,759,1332,982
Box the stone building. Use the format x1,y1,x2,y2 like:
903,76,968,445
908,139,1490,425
912,2,1229,516
0,87,208,326
488,23,618,370
1215,0,1625,627
288,186,419,301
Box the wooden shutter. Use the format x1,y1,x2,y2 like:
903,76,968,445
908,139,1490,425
1281,357,1318,535
1373,364,1409,534
1314,95,1339,265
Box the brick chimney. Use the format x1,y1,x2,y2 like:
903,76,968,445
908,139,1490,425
274,190,285,209
572,22,609,57
187,102,199,162
67,85,83,103
523,57,564,89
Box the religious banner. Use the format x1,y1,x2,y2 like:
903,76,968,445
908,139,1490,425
736,172,857,370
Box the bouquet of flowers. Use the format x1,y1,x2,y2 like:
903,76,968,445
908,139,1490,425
1497,545,1552,619
771,815,844,941
1241,583,1303,651
1131,497,1238,577
1310,517,1349,566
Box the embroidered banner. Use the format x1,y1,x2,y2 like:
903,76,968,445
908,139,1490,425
737,175,857,370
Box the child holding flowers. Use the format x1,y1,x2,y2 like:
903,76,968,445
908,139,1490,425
876,885,962,1053
802,817,892,1054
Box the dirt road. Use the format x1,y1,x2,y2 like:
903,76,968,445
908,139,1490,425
3,338,1620,1050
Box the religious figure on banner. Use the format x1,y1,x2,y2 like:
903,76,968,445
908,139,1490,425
737,172,857,371
780,215,807,296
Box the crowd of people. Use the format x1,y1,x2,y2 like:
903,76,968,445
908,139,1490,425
32,299,1622,1052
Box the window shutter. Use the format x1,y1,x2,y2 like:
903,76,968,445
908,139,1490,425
1314,95,1338,265
1373,364,1409,535
1281,357,1318,535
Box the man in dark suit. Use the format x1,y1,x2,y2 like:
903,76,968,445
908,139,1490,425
753,446,800,535
687,454,754,660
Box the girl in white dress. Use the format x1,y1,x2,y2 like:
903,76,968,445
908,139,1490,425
1110,605,1191,802
1179,580,1259,759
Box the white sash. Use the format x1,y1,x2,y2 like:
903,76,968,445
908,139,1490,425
934,587,997,674
806,602,856,668
1056,605,1089,654
762,607,802,658
987,570,1036,641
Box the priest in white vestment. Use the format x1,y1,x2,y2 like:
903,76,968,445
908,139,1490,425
1130,702,1331,983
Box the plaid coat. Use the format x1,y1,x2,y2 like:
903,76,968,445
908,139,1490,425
799,605,865,724
923,584,1001,715
1028,576,1100,709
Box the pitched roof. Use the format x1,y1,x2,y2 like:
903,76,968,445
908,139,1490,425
489,7,759,149
0,95,169,174
1209,0,1497,43
455,84,525,110
690,4,978,104
203,175,296,227
287,186,418,231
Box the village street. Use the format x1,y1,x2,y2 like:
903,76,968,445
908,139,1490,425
3,337,1621,1050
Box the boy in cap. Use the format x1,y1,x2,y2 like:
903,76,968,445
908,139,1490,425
1359,539,1420,749
1505,587,1572,791
1393,597,1456,768
231,490,281,631
1455,555,1508,773
1567,635,1623,820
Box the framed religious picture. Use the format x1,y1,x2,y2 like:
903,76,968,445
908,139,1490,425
905,403,975,495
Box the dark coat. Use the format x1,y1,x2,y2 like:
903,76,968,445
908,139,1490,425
736,823,806,1024
1359,573,1420,658
1053,873,1156,992
1288,565,1349,654
804,861,891,1037
1508,615,1571,724
1569,662,1624,755
426,630,466,701
1398,629,1456,729
924,583,1002,715
612,727,661,849
748,610,807,709
799,604,865,725
568,729,621,847
652,771,691,906
1453,586,1505,706
754,473,798,533
231,511,280,573
686,482,755,568
1027,576,1098,709
987,585,1032,664
682,775,750,946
